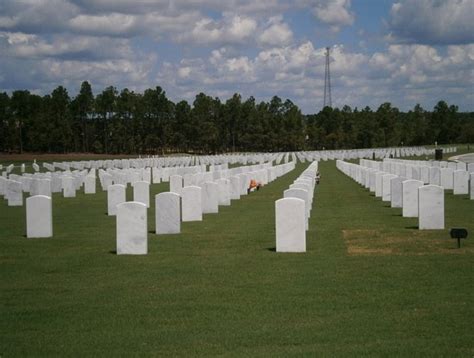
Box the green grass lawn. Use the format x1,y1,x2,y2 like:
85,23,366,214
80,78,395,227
1,160,473,356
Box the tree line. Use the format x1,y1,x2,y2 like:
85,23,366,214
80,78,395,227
1,81,473,154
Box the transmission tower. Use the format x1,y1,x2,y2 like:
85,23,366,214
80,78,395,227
323,46,332,108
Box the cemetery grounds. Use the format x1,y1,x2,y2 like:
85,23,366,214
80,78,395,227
0,151,473,356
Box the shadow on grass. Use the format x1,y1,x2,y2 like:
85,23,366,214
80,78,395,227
405,225,419,230
267,247,276,252
109,250,117,254
392,213,403,217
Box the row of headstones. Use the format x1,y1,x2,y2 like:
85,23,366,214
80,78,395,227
39,153,283,172
98,160,285,192
113,161,297,254
1,160,278,208
275,162,319,253
360,159,473,195
1,145,450,178
337,160,473,230
0,169,97,206
385,157,474,172
107,161,296,218
293,146,456,163
2,161,222,206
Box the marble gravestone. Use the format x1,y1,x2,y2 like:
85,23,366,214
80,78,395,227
440,168,454,190
7,180,23,206
382,174,397,202
418,185,444,230
390,176,405,208
84,175,96,194
108,184,126,216
217,178,231,206
420,166,430,184
238,174,249,195
429,167,441,186
116,201,148,255
230,176,241,200
155,192,181,234
284,188,309,231
453,170,469,195
62,176,76,198
170,175,183,195
38,179,52,197
0,176,6,195
181,186,202,222
202,181,219,214
26,195,52,238
470,173,474,200
133,181,150,208
375,172,385,197
101,173,113,191
275,197,306,253
402,179,424,218
152,167,161,184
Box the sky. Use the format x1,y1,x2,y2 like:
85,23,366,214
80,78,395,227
0,0,473,114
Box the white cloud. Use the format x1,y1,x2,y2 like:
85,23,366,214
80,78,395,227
69,13,138,37
257,16,293,47
388,0,474,44
0,32,134,60
177,13,257,45
299,0,354,31
157,41,473,112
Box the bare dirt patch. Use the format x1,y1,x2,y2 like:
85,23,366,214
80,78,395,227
342,229,474,256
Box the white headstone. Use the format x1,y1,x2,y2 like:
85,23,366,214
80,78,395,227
152,167,161,184
84,175,96,194
230,176,241,200
0,176,6,195
155,192,180,234
133,181,150,207
456,162,467,171
26,195,52,238
62,177,76,198
38,179,51,197
284,188,309,230
101,173,113,191
275,198,306,252
217,178,231,206
7,180,23,206
429,167,441,185
181,186,202,222
402,180,424,217
108,184,126,216
202,181,219,214
382,174,397,202
116,201,147,255
453,170,469,195
440,168,454,190
470,173,474,200
418,185,444,230
420,166,430,184
390,176,405,208
170,175,183,195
